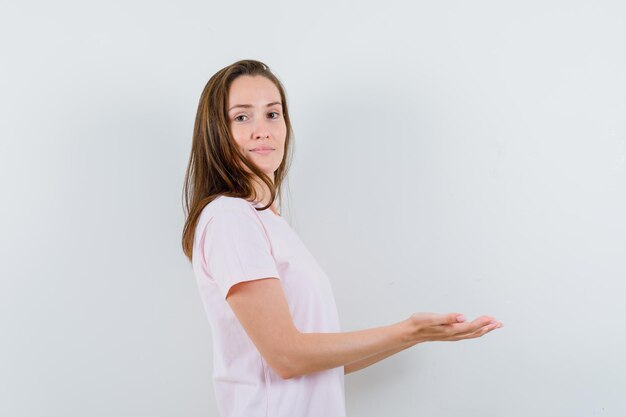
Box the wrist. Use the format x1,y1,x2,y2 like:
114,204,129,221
398,316,425,345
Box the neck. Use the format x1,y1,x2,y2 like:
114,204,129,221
251,175,275,208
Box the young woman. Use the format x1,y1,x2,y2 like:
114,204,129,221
181,59,503,417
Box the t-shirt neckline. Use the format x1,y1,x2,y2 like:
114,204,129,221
251,200,281,217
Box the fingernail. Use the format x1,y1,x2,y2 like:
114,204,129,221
457,315,466,322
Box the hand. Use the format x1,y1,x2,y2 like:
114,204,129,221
406,312,503,343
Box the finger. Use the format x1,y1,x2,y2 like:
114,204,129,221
471,321,500,337
442,315,493,331
448,321,500,341
443,317,497,338
469,316,496,329
473,315,494,323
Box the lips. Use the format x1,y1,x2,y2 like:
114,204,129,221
250,148,274,155
249,146,275,151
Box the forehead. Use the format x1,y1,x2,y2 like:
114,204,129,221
228,75,281,106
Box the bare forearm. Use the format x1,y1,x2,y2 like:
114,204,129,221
344,339,420,375
283,320,413,379
272,312,488,379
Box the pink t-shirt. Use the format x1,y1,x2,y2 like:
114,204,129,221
191,195,346,417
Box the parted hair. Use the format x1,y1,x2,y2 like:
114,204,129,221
181,59,294,261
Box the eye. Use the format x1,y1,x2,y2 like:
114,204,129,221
234,114,248,122
268,111,281,119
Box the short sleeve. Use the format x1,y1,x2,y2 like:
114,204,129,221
202,204,280,300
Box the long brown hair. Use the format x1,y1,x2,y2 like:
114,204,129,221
181,59,294,262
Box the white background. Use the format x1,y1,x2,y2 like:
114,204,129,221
1,1,625,416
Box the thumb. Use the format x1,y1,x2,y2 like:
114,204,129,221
440,313,466,325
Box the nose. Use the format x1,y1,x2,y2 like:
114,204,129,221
252,117,271,140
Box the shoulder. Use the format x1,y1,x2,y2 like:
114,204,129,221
195,195,262,240
199,195,259,224
210,195,256,213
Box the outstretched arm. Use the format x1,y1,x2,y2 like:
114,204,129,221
226,277,501,379
344,318,504,375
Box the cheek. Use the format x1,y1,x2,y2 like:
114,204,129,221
274,124,287,143
230,126,247,147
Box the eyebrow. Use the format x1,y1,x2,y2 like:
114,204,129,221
228,101,283,112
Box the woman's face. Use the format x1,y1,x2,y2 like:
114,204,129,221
227,75,286,182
